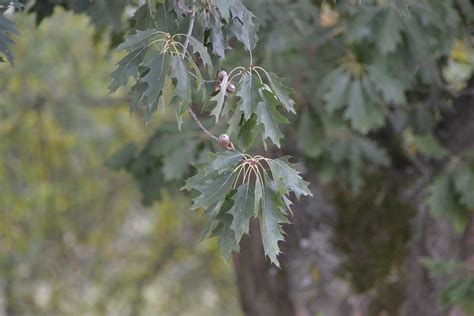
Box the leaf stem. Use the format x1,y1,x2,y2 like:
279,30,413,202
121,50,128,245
251,67,264,84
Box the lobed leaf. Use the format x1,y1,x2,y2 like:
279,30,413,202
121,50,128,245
236,72,259,119
109,48,146,92
268,157,312,199
260,186,288,267
228,182,256,242
256,88,289,148
184,151,311,266
188,35,214,75
117,29,162,51
264,71,296,114
170,56,191,106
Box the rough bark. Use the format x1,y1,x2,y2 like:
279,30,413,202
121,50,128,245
402,87,474,316
233,220,295,316
233,176,353,316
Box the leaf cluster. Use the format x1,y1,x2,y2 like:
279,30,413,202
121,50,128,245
183,151,311,266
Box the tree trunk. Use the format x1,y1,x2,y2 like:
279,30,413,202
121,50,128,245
233,176,353,316
402,88,474,316
233,89,474,316
233,220,295,316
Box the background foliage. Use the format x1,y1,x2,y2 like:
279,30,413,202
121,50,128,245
0,12,239,315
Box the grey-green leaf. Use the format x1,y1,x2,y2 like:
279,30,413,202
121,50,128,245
344,79,385,134
170,56,191,106
210,74,228,122
260,186,287,267
236,72,258,119
109,48,146,92
264,72,296,114
323,70,351,113
141,52,171,122
117,29,161,51
191,172,236,210
268,158,312,199
214,214,240,260
377,8,403,54
228,182,256,242
256,89,289,148
187,36,214,75
208,151,242,174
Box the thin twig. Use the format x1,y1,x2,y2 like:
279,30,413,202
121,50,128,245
188,70,216,84
182,0,196,54
182,0,220,144
189,108,219,142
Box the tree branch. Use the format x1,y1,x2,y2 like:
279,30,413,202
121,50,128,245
189,108,218,142
182,0,196,54
181,0,220,144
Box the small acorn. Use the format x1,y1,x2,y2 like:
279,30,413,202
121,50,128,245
214,84,221,92
218,134,230,147
217,70,228,81
226,82,236,93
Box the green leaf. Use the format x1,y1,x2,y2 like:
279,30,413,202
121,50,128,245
130,4,157,30
377,8,403,54
190,172,237,210
412,133,447,159
141,52,171,122
323,70,351,113
344,79,384,134
228,2,258,51
209,14,227,58
228,182,256,242
170,56,191,106
182,163,209,191
109,48,146,92
117,29,161,51
268,157,312,199
368,66,407,104
214,213,240,260
162,140,198,181
158,77,174,113
453,166,474,209
210,74,228,122
264,72,296,114
427,172,470,232
256,90,288,148
147,0,159,15
215,0,231,21
88,0,127,31
187,36,214,75
106,143,137,170
208,150,242,174
184,151,311,267
355,136,390,167
260,186,287,267
423,259,470,277
297,112,324,158
236,72,258,119
236,115,259,151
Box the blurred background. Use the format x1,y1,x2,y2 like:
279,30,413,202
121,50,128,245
0,11,240,316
